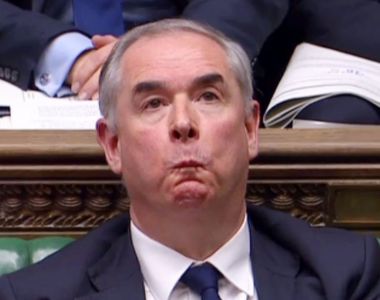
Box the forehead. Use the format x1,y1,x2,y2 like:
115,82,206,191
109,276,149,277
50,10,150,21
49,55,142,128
120,31,232,85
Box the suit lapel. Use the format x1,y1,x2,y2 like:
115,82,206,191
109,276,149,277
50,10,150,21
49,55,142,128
75,226,146,300
74,284,144,300
248,206,299,300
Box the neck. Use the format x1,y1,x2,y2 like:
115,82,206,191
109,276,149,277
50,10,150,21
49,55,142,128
130,200,246,260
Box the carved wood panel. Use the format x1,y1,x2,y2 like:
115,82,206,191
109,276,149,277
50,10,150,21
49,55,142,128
246,183,326,226
0,182,328,235
0,129,379,236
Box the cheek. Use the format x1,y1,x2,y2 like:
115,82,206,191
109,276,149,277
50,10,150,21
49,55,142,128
120,129,163,172
216,116,248,143
211,118,249,161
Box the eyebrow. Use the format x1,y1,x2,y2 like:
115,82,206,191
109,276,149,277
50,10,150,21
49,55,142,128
132,81,165,95
192,73,225,88
132,73,225,95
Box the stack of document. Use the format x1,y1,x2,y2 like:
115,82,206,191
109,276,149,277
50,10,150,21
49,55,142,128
0,80,101,129
263,43,380,128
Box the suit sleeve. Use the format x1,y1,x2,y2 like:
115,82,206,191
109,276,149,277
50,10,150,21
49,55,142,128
179,0,290,62
351,236,380,300
0,1,76,90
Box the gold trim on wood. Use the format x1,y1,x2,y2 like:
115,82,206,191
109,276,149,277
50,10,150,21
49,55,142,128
327,183,380,229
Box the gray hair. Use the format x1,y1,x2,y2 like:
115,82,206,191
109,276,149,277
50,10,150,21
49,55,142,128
99,18,253,129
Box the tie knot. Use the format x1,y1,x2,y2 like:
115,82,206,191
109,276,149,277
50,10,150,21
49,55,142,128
180,263,221,299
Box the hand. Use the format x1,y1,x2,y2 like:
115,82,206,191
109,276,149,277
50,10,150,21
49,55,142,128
68,35,118,100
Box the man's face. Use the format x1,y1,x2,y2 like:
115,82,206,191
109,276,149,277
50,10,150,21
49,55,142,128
98,32,259,222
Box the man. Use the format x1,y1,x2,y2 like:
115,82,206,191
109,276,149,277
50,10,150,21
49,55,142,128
0,19,379,300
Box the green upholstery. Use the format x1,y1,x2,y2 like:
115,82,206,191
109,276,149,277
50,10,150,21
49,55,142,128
0,237,74,276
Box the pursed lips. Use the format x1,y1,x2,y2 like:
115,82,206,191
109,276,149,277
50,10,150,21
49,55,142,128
171,160,206,185
173,159,204,169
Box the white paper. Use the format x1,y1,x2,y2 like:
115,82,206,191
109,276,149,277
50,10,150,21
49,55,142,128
0,80,101,130
263,43,380,128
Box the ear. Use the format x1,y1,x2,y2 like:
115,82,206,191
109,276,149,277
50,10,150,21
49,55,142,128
96,118,122,175
245,100,260,160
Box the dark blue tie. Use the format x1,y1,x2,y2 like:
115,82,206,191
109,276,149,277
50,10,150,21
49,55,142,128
73,0,124,36
181,263,222,300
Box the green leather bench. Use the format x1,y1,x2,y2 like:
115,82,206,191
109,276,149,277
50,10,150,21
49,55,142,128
0,237,74,276
0,237,379,276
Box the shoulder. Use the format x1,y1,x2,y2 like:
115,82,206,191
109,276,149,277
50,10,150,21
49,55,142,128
248,204,379,256
248,205,380,298
0,213,131,299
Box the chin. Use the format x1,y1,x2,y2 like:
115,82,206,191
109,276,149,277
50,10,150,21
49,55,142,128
171,183,211,208
173,196,207,209
162,177,219,210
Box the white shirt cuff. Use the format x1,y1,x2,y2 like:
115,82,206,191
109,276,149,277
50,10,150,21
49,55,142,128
34,32,93,96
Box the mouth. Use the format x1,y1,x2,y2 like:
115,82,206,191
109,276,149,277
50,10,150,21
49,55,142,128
172,160,205,169
171,160,206,187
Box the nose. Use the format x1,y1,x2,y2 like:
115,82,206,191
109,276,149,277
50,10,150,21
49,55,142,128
169,100,199,142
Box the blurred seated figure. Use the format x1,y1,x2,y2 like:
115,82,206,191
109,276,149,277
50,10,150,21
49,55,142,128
0,0,179,100
3,0,378,126
262,42,380,128
256,0,380,127
0,0,288,101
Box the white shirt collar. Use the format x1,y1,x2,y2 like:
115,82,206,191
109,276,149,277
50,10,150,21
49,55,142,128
131,215,254,300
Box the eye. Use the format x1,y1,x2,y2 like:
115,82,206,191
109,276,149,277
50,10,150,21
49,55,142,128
144,98,164,110
200,91,220,102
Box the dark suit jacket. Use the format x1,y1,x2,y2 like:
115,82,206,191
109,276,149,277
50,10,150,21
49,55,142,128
0,205,379,299
0,0,288,91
